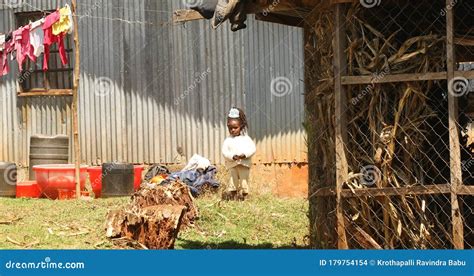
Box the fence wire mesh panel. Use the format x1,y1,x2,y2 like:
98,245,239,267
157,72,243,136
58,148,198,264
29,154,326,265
306,0,472,249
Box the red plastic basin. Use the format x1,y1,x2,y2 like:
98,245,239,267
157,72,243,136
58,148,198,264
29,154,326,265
87,165,145,198
16,181,42,198
57,189,90,200
33,164,88,199
88,167,102,198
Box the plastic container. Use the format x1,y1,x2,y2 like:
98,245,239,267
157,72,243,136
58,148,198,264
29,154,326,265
16,181,42,198
87,165,145,198
133,165,145,190
0,162,16,197
101,163,134,197
32,164,88,199
87,167,103,198
58,189,76,200
58,190,90,200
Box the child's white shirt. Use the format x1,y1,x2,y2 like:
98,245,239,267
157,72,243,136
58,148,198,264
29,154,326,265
222,135,256,168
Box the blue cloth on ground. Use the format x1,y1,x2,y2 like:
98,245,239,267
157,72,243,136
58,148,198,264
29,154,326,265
167,166,220,196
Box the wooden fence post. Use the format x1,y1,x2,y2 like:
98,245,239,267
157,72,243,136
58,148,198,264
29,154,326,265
333,3,349,249
445,0,464,249
71,0,82,199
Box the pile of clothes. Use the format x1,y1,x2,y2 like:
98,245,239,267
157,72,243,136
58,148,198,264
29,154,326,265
143,155,220,197
187,0,249,32
0,4,73,77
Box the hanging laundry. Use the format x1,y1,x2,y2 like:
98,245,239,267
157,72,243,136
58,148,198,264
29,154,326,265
30,19,45,58
13,25,35,70
0,40,13,77
66,4,74,34
52,4,73,36
43,10,68,71
0,34,5,51
0,51,7,76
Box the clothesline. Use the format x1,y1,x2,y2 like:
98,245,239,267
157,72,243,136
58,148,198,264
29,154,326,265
18,1,175,15
0,1,192,78
75,2,175,14
0,4,73,77
3,2,175,27
76,14,167,26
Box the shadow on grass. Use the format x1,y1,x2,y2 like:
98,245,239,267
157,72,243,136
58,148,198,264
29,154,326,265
177,239,308,249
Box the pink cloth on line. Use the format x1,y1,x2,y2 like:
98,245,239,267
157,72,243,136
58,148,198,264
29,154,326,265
13,25,36,71
0,40,13,77
0,51,8,76
43,11,68,71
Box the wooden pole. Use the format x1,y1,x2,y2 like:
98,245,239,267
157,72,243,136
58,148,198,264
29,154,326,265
71,0,82,199
333,3,349,249
446,0,464,249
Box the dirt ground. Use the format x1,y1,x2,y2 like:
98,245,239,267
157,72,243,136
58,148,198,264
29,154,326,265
0,163,309,249
211,164,308,199
165,163,308,199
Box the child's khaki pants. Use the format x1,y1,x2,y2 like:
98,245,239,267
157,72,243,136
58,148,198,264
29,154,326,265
228,165,250,194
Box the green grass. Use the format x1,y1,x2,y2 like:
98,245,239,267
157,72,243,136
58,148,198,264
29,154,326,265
0,194,309,249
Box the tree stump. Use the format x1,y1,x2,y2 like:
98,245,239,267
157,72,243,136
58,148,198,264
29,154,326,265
106,205,186,249
130,181,199,226
105,181,198,249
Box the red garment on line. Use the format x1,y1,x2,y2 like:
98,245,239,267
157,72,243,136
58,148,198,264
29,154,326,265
43,11,68,71
0,40,13,76
13,25,35,71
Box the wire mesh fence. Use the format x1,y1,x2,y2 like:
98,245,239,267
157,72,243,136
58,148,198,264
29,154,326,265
307,0,472,249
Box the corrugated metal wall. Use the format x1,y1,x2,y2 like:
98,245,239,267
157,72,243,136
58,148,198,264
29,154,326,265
0,0,306,167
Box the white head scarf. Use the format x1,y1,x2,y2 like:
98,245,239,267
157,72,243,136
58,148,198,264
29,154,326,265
228,108,240,119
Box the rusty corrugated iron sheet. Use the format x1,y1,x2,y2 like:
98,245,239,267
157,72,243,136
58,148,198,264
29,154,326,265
0,0,306,166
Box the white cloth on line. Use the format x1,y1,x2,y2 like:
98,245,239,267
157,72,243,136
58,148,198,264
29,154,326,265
30,25,45,57
30,18,44,30
0,34,5,51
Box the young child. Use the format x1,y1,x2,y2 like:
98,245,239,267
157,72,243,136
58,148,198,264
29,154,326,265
222,107,256,201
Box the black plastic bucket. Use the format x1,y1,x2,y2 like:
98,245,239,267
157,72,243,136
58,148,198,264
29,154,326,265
101,163,134,197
